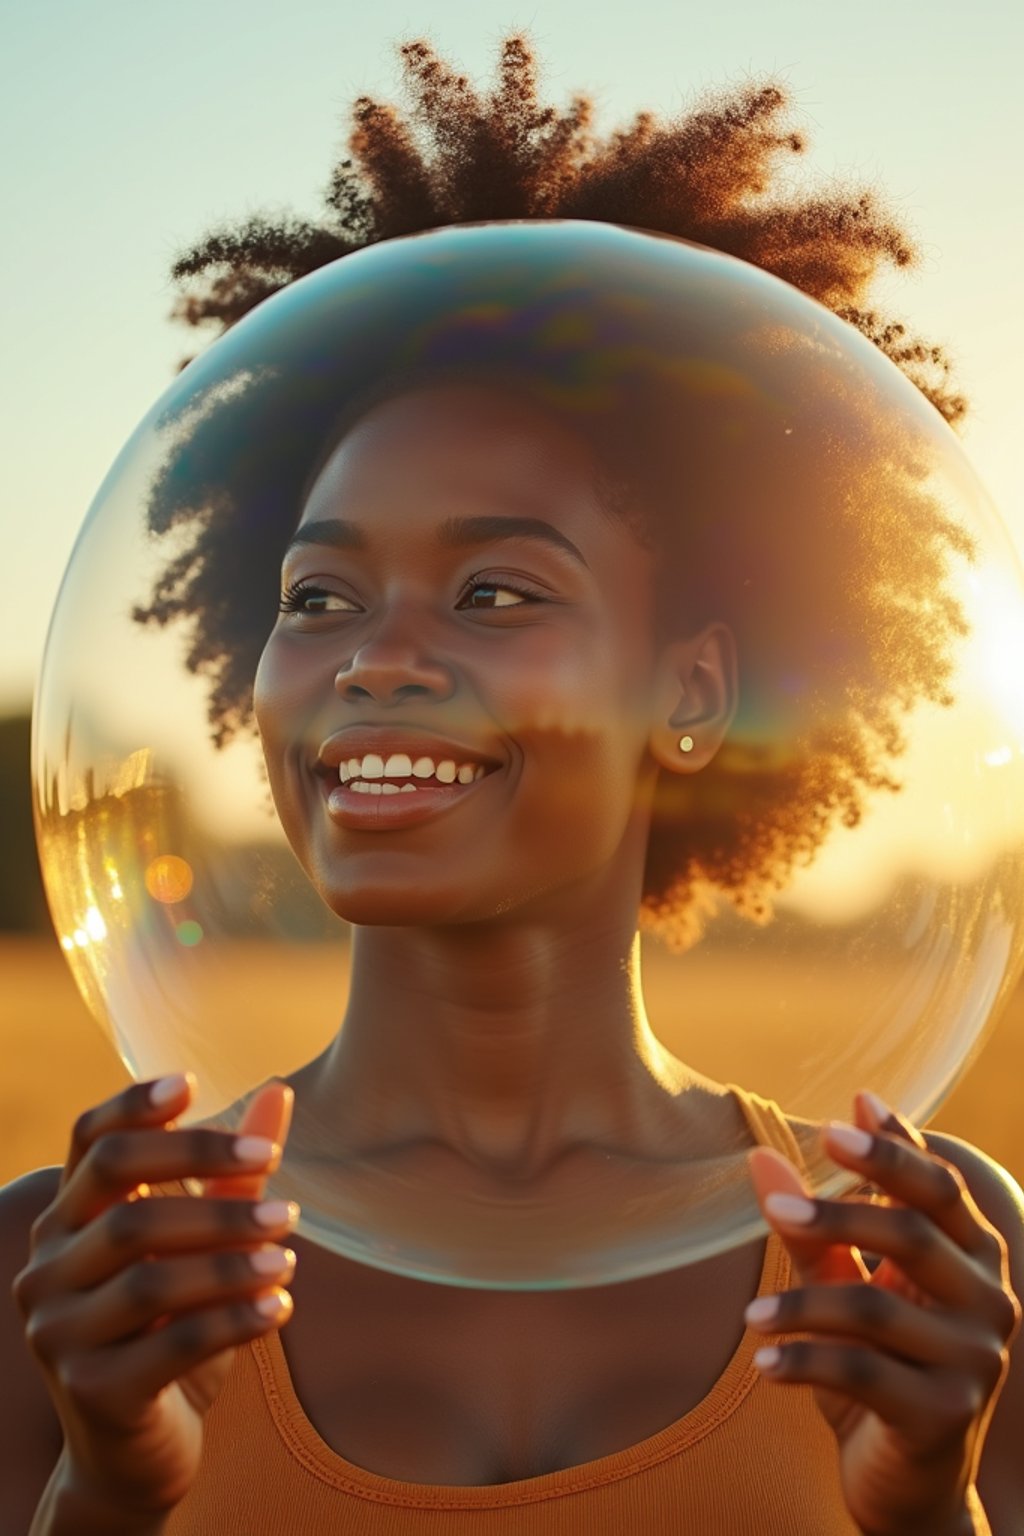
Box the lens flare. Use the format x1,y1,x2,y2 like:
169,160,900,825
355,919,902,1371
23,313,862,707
144,855,194,905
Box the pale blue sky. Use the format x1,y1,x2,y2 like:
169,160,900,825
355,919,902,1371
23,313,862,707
2,0,1021,709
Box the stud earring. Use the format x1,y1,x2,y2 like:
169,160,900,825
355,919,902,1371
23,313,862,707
678,735,694,754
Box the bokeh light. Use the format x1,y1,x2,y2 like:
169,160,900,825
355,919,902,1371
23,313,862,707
144,854,194,905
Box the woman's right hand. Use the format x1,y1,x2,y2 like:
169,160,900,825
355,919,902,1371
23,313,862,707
12,1074,297,1526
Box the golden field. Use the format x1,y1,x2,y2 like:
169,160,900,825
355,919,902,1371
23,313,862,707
2,935,1023,1190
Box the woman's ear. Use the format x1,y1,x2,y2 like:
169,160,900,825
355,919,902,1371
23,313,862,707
647,623,737,773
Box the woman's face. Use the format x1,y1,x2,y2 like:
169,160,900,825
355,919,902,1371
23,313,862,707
254,382,668,928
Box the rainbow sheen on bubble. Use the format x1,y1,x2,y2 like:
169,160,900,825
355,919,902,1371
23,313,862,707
33,222,1024,1288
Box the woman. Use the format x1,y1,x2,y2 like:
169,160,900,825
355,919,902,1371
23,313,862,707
2,38,1021,1535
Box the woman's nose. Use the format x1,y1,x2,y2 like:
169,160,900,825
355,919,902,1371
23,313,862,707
334,612,455,706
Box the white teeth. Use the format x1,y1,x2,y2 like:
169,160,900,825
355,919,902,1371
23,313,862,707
344,779,419,796
337,751,494,787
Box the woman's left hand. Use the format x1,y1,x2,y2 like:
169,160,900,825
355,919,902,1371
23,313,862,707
747,1093,1021,1536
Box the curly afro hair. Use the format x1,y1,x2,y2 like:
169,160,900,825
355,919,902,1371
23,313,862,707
133,36,973,949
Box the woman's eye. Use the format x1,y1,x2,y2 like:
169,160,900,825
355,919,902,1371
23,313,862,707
279,576,543,616
279,583,357,615
459,579,540,610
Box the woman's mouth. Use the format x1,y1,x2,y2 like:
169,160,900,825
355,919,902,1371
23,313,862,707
319,750,497,830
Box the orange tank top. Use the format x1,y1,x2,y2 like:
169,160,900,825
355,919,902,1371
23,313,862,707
166,1090,860,1534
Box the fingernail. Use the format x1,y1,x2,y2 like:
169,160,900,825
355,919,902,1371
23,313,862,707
861,1090,891,1128
825,1122,873,1158
150,1073,190,1106
254,1289,291,1319
250,1246,295,1275
744,1296,779,1325
253,1200,300,1228
234,1135,276,1165
753,1345,782,1372
764,1192,816,1225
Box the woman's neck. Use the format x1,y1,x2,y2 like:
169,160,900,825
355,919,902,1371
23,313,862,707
305,868,697,1179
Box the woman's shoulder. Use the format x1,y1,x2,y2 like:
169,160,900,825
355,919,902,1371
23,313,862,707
1,1163,62,1218
922,1129,1024,1225
0,1164,63,1323
920,1133,1024,1528
0,1164,64,1286
0,1167,66,1536
0,1164,63,1269
920,1129,1024,1309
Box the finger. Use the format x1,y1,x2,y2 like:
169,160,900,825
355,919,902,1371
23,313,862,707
58,1075,196,1192
52,1128,284,1236
857,1090,926,1147
762,1188,994,1315
752,1339,980,1447
748,1146,867,1285
79,1194,299,1293
822,1118,1005,1269
745,1281,1007,1381
204,1081,294,1201
62,1291,294,1414
27,1244,298,1356
25,1194,301,1301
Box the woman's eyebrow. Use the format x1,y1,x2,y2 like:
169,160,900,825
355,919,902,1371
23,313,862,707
286,515,589,568
286,518,365,554
437,515,588,568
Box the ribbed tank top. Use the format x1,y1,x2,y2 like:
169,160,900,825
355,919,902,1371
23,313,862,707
166,1089,859,1534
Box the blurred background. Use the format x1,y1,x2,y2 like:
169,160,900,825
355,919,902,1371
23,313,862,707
2,0,1022,1186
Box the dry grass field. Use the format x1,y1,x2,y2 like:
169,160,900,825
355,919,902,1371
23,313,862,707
2,935,1023,1190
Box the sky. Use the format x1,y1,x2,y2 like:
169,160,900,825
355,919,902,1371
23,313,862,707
2,0,1022,715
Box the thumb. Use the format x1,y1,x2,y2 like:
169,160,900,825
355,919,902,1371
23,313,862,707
748,1145,867,1284
204,1080,294,1201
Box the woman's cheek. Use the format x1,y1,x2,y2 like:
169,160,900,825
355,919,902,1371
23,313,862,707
252,632,283,739
254,631,322,741
252,638,311,816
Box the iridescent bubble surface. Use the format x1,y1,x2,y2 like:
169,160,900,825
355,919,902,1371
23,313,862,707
33,222,1024,1287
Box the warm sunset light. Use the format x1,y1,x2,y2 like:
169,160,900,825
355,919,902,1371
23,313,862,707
3,21,1024,1526
966,565,1024,738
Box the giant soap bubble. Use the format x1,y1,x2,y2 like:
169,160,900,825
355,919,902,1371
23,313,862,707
33,222,1024,1288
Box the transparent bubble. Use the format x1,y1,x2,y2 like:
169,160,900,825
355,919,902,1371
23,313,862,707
33,222,1024,1288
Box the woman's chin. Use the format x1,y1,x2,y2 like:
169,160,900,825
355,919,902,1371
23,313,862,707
314,880,489,930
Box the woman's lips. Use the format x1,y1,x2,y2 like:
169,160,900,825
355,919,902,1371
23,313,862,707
320,769,494,831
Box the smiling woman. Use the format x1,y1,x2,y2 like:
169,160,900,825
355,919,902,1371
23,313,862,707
252,381,693,932
132,297,973,954
36,204,1024,1284
7,33,1024,1536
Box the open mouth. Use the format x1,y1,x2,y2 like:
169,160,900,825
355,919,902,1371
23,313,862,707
314,742,503,830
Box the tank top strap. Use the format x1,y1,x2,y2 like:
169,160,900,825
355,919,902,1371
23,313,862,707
725,1083,812,1176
